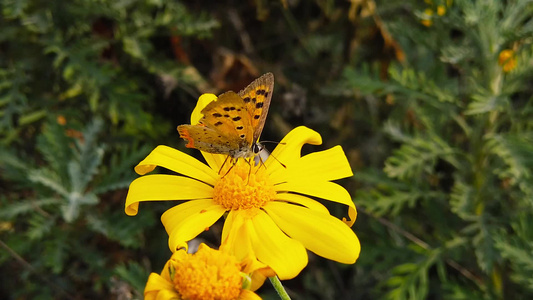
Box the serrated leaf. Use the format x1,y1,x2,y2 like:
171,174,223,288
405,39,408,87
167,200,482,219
0,198,60,219
358,189,421,216
28,168,68,197
450,180,476,220
472,219,498,273
486,133,533,189
465,93,509,115
27,214,54,240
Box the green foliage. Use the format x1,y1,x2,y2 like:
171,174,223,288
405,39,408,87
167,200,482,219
0,0,218,298
1,0,532,299
333,0,533,299
0,117,156,297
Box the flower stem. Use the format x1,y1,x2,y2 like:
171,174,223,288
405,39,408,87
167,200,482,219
269,276,291,300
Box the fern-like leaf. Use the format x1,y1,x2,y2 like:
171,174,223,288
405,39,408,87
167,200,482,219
384,134,458,180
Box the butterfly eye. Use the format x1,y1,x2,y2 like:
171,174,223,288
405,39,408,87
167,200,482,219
252,143,262,154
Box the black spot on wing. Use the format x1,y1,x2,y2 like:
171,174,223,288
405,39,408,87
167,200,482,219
254,115,260,119
214,121,223,126
240,134,245,139
236,126,244,130
232,116,241,121
255,102,263,109
243,97,251,103
212,113,222,117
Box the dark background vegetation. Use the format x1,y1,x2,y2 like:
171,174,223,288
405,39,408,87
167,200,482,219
1,0,532,299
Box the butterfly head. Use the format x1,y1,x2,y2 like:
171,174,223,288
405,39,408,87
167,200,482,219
252,142,263,155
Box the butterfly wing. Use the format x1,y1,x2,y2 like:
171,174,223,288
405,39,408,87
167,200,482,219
177,124,241,154
238,72,274,142
198,91,254,148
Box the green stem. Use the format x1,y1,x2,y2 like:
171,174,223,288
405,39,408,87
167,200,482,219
269,276,291,300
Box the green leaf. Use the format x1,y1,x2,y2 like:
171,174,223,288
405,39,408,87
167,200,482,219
114,262,150,298
0,198,60,219
450,180,476,220
28,168,69,197
383,132,458,180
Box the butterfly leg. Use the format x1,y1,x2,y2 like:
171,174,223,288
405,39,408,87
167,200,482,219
255,153,266,174
244,158,254,185
219,156,242,178
218,155,231,176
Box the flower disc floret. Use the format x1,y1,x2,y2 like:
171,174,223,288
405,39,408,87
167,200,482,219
213,160,276,210
173,245,242,300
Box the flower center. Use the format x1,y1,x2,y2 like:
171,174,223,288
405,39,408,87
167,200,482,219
173,246,242,300
213,159,276,210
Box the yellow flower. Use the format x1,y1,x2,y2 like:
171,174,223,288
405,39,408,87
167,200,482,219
125,95,360,280
498,49,517,73
436,5,446,16
144,243,264,300
421,8,434,27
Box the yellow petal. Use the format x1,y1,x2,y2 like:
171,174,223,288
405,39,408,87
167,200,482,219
161,199,221,233
134,145,218,184
191,93,217,124
155,289,180,300
125,175,213,216
161,250,188,279
163,200,226,251
144,273,177,300
274,180,357,226
296,146,353,180
264,201,360,264
201,152,228,171
222,210,308,280
239,289,262,300
274,193,329,214
265,126,322,173
221,210,256,262
249,210,308,280
269,145,353,184
249,267,272,291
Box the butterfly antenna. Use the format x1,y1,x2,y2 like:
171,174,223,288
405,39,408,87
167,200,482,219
269,152,286,169
260,141,287,146
253,148,286,175
254,141,287,170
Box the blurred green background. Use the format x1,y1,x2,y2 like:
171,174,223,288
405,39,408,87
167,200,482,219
1,0,532,299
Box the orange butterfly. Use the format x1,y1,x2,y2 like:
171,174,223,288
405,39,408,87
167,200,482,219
177,73,274,160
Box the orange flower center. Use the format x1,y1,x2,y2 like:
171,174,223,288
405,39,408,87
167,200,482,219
213,159,276,210
173,246,242,300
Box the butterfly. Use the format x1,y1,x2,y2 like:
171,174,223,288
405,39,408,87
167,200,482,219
177,73,274,161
